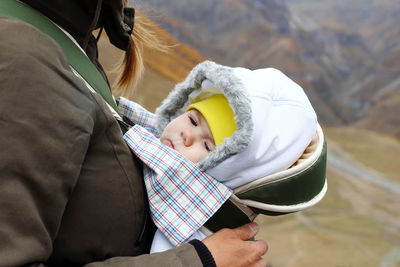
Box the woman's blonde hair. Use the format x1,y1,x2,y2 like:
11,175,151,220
112,11,168,97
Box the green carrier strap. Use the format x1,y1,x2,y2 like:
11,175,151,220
0,0,119,113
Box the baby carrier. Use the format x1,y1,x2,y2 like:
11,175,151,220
203,125,326,233
155,61,327,234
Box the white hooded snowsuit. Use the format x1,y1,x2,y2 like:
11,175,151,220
151,60,317,252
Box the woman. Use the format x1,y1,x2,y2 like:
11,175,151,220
0,0,268,266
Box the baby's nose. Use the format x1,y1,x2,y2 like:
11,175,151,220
181,130,194,146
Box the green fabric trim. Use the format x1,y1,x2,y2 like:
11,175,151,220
205,140,327,230
238,140,327,207
201,138,327,231
204,199,252,232
0,0,118,112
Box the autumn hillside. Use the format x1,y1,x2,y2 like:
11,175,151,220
140,13,206,84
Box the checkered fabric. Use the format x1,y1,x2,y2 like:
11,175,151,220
118,97,160,137
124,126,231,246
119,98,232,246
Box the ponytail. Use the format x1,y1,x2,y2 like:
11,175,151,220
112,12,169,97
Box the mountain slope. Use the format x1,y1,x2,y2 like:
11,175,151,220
286,0,400,137
137,0,400,136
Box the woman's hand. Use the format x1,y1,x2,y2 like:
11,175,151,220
202,222,268,267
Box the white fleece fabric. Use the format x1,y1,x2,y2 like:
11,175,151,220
151,61,317,253
207,67,317,188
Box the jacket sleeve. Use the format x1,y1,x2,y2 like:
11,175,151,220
85,242,208,267
0,18,208,267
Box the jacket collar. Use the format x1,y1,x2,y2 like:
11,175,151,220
19,0,92,47
19,0,133,51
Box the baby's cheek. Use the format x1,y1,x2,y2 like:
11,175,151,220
194,149,209,163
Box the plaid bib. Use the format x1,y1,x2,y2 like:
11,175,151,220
124,126,231,246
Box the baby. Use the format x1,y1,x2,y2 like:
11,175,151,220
119,60,317,252
159,93,236,163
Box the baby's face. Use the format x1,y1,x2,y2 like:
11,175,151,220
160,109,216,163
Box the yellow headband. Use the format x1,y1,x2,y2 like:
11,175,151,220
187,94,236,146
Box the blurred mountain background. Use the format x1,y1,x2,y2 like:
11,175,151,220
133,0,400,138
98,0,400,266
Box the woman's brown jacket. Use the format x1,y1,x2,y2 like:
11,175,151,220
0,1,205,266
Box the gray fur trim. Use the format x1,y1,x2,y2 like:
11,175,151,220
155,61,253,170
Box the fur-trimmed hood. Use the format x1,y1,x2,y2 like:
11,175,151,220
155,61,317,188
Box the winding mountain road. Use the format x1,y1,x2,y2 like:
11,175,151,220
328,152,400,266
327,152,400,195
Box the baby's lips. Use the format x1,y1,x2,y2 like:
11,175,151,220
163,139,174,149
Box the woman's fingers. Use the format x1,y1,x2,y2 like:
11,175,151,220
234,222,259,240
202,223,269,267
